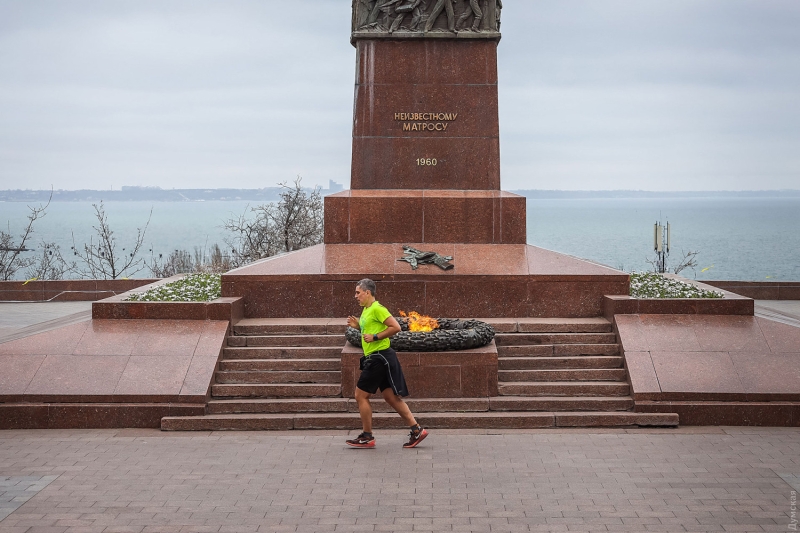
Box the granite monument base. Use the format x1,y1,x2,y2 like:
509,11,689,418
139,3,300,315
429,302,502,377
221,243,630,318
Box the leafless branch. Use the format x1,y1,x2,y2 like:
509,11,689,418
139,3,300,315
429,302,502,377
223,176,323,268
0,189,52,281
72,202,152,279
671,250,700,276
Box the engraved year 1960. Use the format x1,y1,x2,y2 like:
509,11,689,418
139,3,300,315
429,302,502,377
416,158,438,166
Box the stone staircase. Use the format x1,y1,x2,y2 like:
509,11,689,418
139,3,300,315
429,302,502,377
161,318,678,430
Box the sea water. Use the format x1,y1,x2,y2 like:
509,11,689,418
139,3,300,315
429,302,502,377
1,197,798,281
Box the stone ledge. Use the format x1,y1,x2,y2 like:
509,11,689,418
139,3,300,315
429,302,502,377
0,403,206,430
635,401,800,427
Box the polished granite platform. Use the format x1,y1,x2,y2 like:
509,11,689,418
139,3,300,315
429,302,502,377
618,314,800,425
0,319,228,428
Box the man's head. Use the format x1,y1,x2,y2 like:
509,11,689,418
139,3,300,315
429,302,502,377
355,278,377,307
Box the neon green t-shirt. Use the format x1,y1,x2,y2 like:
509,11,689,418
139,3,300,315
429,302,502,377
359,301,392,356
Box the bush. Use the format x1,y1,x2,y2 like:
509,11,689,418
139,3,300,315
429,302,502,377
629,271,723,299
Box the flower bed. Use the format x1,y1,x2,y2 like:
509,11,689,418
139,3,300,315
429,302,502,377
125,273,221,302
630,272,723,299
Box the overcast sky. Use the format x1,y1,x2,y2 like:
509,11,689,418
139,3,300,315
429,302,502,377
1,1,798,192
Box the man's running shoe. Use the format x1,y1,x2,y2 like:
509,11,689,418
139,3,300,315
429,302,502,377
346,432,376,448
402,426,428,448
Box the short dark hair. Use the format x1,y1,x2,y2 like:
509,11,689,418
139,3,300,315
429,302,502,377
356,278,376,296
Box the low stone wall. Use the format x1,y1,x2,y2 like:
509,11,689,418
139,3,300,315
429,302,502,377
703,280,800,300
0,279,158,302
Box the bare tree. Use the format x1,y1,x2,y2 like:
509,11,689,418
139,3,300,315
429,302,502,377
671,249,699,276
25,241,74,280
646,249,700,277
72,201,152,279
224,177,323,267
0,192,52,281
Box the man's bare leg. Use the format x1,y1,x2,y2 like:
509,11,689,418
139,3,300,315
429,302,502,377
355,387,374,433
381,388,417,426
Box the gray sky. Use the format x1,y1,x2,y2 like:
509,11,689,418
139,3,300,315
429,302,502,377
1,0,798,192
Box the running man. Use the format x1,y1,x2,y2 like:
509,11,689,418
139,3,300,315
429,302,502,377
345,278,429,449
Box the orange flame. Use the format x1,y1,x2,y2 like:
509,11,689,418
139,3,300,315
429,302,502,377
399,310,439,332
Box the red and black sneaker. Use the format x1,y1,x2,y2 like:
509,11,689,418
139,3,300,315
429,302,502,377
346,432,376,448
402,425,428,449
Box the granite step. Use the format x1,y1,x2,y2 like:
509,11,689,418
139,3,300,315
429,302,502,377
220,359,340,371
234,318,343,336
215,371,342,385
498,381,630,397
207,398,492,415
497,344,620,357
211,383,341,398
208,398,350,414
495,333,617,346
223,346,342,359
488,396,634,412
510,318,612,333
161,411,678,431
498,369,628,382
499,356,623,370
231,334,346,348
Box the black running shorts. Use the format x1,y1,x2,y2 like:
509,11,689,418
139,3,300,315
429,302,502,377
356,353,393,394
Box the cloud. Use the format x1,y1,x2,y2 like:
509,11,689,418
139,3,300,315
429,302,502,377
0,0,798,191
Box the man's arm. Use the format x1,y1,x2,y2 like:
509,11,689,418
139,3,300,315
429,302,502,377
363,316,401,343
347,316,360,329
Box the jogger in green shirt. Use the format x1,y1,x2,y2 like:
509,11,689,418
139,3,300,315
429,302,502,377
345,278,429,449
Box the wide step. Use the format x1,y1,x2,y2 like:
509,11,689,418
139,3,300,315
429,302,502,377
223,346,342,359
498,344,620,357
220,359,340,371
212,383,341,398
234,318,343,336
489,396,634,412
496,333,617,346
208,398,492,415
499,369,627,382
231,334,345,348
499,356,622,370
498,381,630,397
215,371,341,384
161,411,678,431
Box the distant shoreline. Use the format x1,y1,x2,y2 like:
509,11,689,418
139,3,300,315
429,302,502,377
0,188,799,202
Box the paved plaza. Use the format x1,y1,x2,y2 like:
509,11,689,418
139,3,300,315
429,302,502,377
0,427,798,532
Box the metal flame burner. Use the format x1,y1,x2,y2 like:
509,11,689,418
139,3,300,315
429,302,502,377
346,318,495,352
